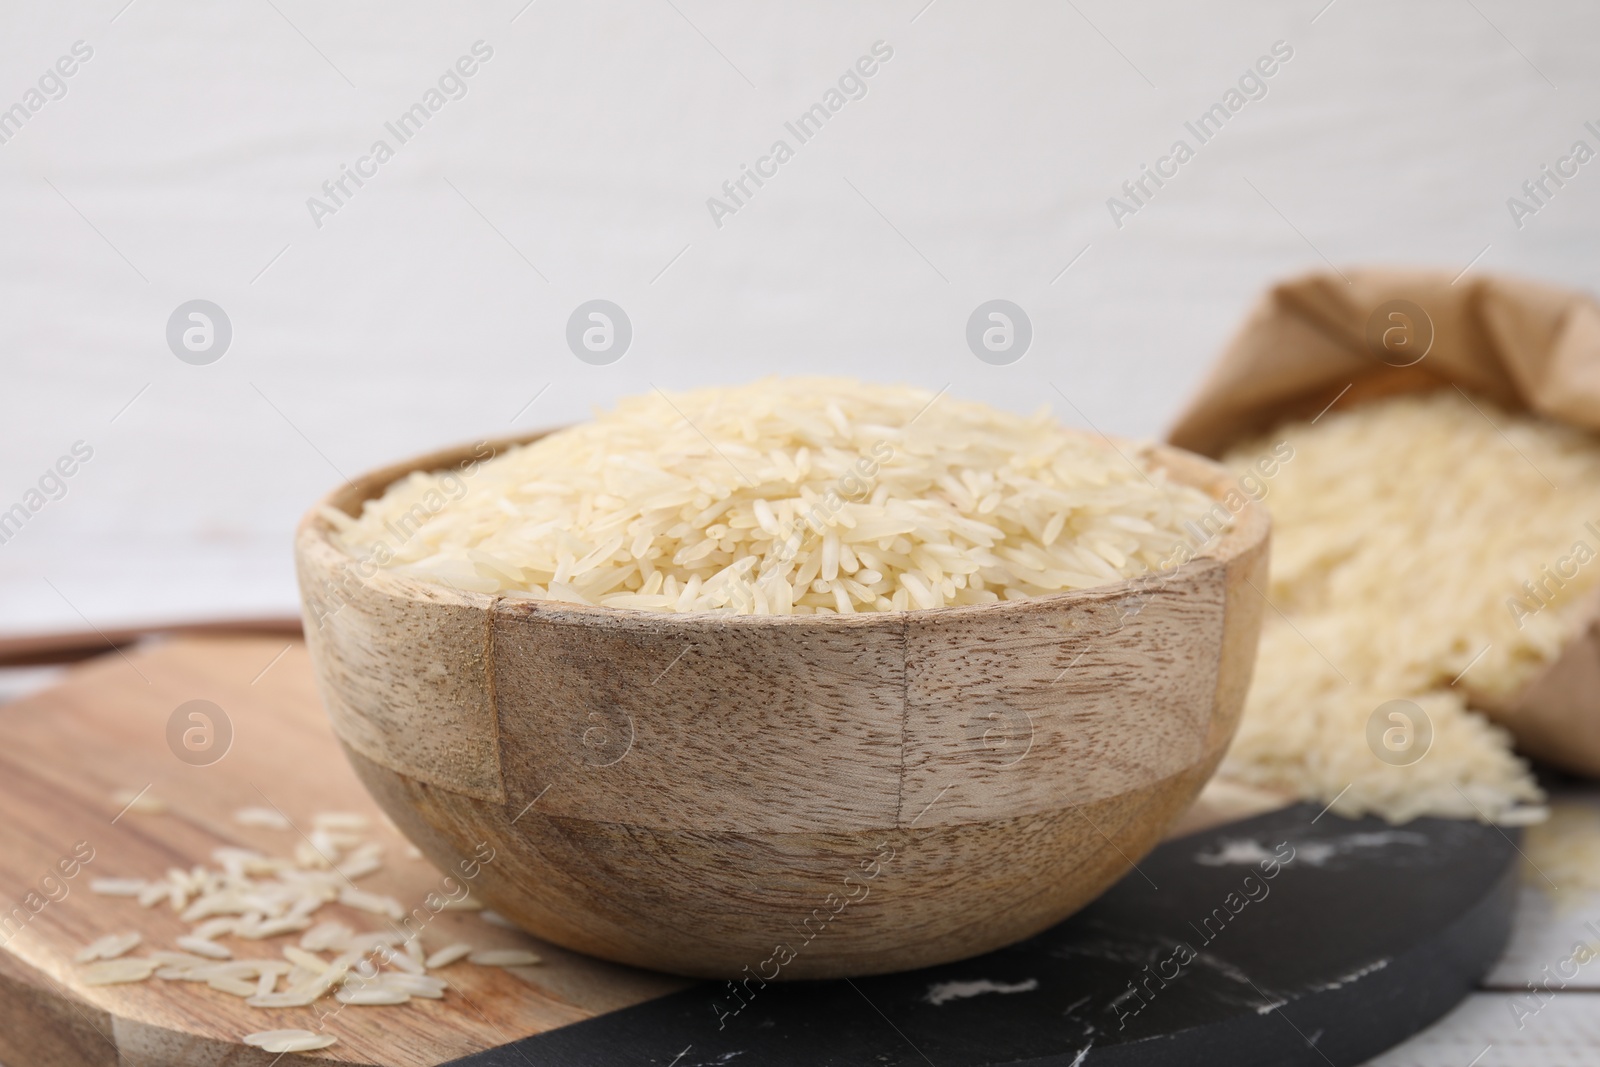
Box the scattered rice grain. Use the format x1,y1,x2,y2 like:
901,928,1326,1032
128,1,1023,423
75,931,141,962
81,958,158,985
468,949,542,967
242,1029,338,1053
112,789,166,815
336,986,410,1006
175,936,231,960
232,807,292,830
424,942,473,969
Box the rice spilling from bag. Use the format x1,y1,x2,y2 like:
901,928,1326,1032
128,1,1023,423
1217,389,1600,824
326,379,1224,614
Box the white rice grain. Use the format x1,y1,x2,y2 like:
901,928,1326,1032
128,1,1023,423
175,936,231,960
75,932,141,962
424,942,473,969
467,949,542,967
112,789,167,815
1219,391,1579,824
332,380,1222,615
336,986,410,1006
81,958,158,985
232,807,292,830
242,1030,337,1053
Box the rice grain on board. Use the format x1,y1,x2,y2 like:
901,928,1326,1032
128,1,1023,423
72,803,546,1019
233,807,292,830
468,948,542,967
75,931,141,962
243,1030,338,1053
425,942,473,969
80,958,158,985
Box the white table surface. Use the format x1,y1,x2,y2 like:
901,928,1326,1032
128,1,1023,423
1368,790,1600,1067
3,2,1598,1062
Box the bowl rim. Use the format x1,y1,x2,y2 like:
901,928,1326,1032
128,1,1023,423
294,427,1270,628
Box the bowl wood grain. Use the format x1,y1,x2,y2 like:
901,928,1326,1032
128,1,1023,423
295,431,1269,979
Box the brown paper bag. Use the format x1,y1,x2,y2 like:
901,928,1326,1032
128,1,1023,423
1167,268,1600,776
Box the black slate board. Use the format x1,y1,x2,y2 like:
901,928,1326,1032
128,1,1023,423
450,805,1519,1067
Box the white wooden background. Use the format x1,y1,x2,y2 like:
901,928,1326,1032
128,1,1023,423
1367,789,1600,1067
1,0,1598,636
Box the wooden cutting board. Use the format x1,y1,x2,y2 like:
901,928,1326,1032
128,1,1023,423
0,636,688,1067
0,635,1450,1067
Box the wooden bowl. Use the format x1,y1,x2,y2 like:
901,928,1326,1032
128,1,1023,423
294,432,1270,980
